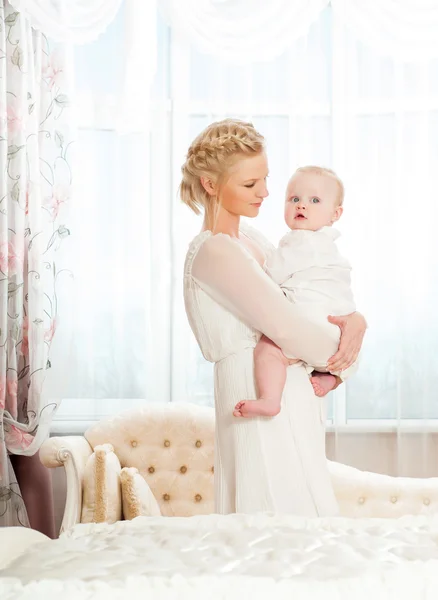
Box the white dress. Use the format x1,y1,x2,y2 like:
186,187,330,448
184,224,339,516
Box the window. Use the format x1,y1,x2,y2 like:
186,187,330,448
53,4,438,429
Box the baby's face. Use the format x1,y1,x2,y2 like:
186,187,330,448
284,172,342,231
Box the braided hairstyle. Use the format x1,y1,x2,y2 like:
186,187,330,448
180,119,265,228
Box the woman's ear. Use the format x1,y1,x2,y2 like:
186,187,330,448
200,176,216,196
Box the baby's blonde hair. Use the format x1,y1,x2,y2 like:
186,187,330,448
293,165,345,206
180,118,265,227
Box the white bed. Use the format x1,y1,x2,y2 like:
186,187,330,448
2,513,438,599
3,404,438,599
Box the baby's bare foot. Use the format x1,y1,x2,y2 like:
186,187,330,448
311,373,337,397
233,399,281,418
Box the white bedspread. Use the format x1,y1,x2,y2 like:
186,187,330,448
1,513,438,599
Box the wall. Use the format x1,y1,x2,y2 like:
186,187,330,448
326,432,438,478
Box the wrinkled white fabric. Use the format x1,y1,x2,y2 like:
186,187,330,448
9,0,122,44
2,514,438,599
160,0,438,64
267,227,356,316
332,0,438,61
184,224,339,516
159,0,328,64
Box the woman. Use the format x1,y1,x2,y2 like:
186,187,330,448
182,119,366,515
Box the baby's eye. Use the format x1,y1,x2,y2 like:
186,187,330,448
291,197,299,203
311,197,320,204
245,182,256,188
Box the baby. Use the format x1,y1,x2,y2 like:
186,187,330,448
234,166,357,418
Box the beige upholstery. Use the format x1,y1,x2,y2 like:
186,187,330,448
85,403,214,518
329,459,438,518
40,403,438,533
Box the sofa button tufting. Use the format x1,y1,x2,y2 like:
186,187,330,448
163,493,170,501
391,496,398,504
148,466,155,474
195,494,202,502
164,440,170,447
180,466,187,474
131,440,138,448
195,440,202,448
358,497,365,504
424,498,430,506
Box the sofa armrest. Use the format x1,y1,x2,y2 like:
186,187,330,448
328,460,438,518
0,527,50,570
39,436,93,533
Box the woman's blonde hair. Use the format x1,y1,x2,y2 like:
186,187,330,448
294,165,345,205
180,118,265,227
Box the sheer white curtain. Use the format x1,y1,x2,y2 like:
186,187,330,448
332,0,438,61
161,0,438,63
9,0,123,43
327,13,438,477
53,3,171,428
168,5,438,476
160,0,328,63
54,1,438,477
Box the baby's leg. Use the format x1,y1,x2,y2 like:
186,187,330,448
234,335,297,418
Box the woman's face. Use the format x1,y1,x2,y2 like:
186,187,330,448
215,153,269,218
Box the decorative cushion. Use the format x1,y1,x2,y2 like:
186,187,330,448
120,467,161,520
81,443,122,524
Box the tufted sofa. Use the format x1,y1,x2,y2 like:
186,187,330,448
40,403,438,533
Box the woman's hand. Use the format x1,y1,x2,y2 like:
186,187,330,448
326,312,367,372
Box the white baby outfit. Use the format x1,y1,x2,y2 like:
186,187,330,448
266,226,357,378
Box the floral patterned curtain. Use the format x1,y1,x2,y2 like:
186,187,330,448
0,0,72,526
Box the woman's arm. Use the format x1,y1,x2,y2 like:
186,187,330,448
191,234,363,370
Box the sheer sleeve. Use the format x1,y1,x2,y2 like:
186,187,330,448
190,234,338,365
